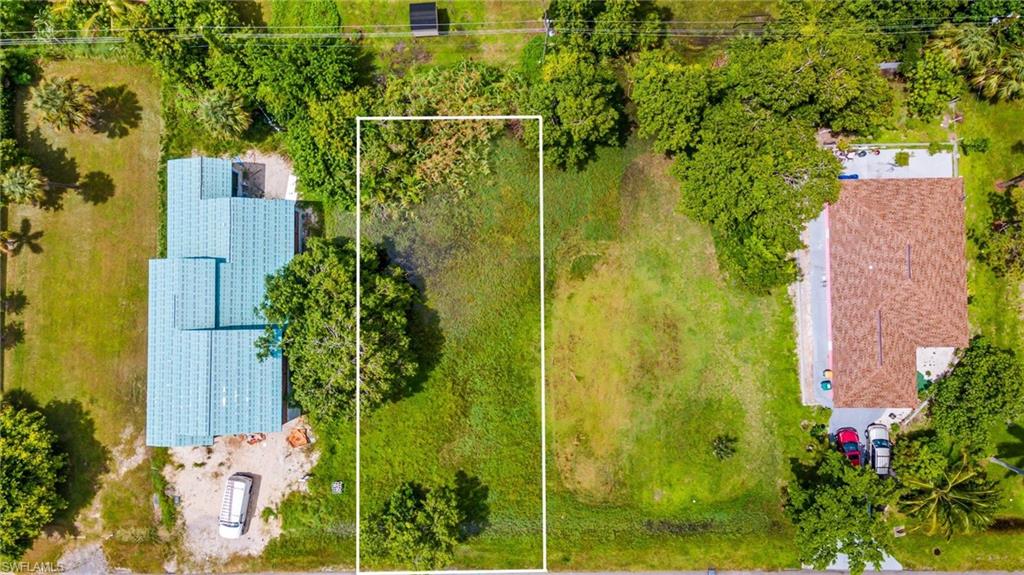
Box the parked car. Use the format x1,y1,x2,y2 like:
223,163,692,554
835,427,862,466
218,474,253,539
866,424,892,477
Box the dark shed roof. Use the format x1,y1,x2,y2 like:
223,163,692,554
410,2,439,37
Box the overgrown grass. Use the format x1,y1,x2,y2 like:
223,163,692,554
544,144,821,569
267,135,823,569
5,58,168,569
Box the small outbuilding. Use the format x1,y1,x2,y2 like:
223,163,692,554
409,2,439,37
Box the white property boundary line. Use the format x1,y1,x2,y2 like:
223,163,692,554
355,115,547,575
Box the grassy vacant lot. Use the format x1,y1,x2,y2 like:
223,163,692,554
265,135,820,569
5,58,169,570
887,95,1024,569
545,143,820,569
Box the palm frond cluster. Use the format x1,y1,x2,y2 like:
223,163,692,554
931,18,1024,101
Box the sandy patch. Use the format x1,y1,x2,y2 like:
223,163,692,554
58,542,110,575
166,417,318,569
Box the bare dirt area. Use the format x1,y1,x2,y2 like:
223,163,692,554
165,417,317,569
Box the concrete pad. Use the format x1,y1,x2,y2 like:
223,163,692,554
839,148,954,179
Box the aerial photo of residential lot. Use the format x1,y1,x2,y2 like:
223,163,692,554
2,0,1024,574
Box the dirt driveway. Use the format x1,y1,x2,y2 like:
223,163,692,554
165,417,317,569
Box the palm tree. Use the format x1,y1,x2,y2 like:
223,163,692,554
32,76,96,133
0,219,44,257
0,165,47,206
932,23,997,73
196,89,251,139
52,0,141,33
899,451,1002,540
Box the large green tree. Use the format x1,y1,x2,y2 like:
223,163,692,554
729,2,893,135
907,49,963,118
257,237,417,420
0,403,67,559
899,451,1001,539
525,49,622,169
787,449,896,575
363,481,463,570
547,0,663,57
673,102,840,292
32,76,95,133
931,337,1024,451
629,50,715,155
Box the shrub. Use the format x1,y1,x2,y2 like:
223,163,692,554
894,151,911,166
711,434,738,460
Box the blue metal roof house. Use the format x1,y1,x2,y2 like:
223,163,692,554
146,157,298,447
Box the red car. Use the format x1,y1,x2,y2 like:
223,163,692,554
835,427,862,466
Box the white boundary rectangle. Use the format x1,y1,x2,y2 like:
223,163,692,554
355,115,546,575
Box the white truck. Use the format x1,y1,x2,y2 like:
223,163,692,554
218,474,253,539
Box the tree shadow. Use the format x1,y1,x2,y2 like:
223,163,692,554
20,127,79,210
3,320,25,349
78,171,115,204
1010,140,1024,155
90,85,141,139
5,218,44,256
995,424,1024,466
0,391,111,535
379,235,447,400
454,470,490,539
40,399,111,533
3,289,28,314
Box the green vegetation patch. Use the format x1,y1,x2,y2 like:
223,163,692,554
5,58,167,569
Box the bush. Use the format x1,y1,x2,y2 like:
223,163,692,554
906,50,961,118
711,434,738,460
961,136,990,155
894,151,911,167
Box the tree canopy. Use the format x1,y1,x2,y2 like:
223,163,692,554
547,0,664,57
525,49,622,169
629,50,715,155
930,337,1024,451
787,449,896,575
899,450,1001,540
728,4,893,135
257,237,417,421
0,403,67,559
363,481,463,570
672,102,840,292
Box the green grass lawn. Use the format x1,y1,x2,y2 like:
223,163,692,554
886,94,1024,569
263,135,821,570
4,58,169,570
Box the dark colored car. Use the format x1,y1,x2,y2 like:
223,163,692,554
835,427,862,466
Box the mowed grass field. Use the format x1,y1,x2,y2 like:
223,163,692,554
266,135,821,569
5,59,169,570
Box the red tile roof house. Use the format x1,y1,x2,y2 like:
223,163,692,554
826,178,969,409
